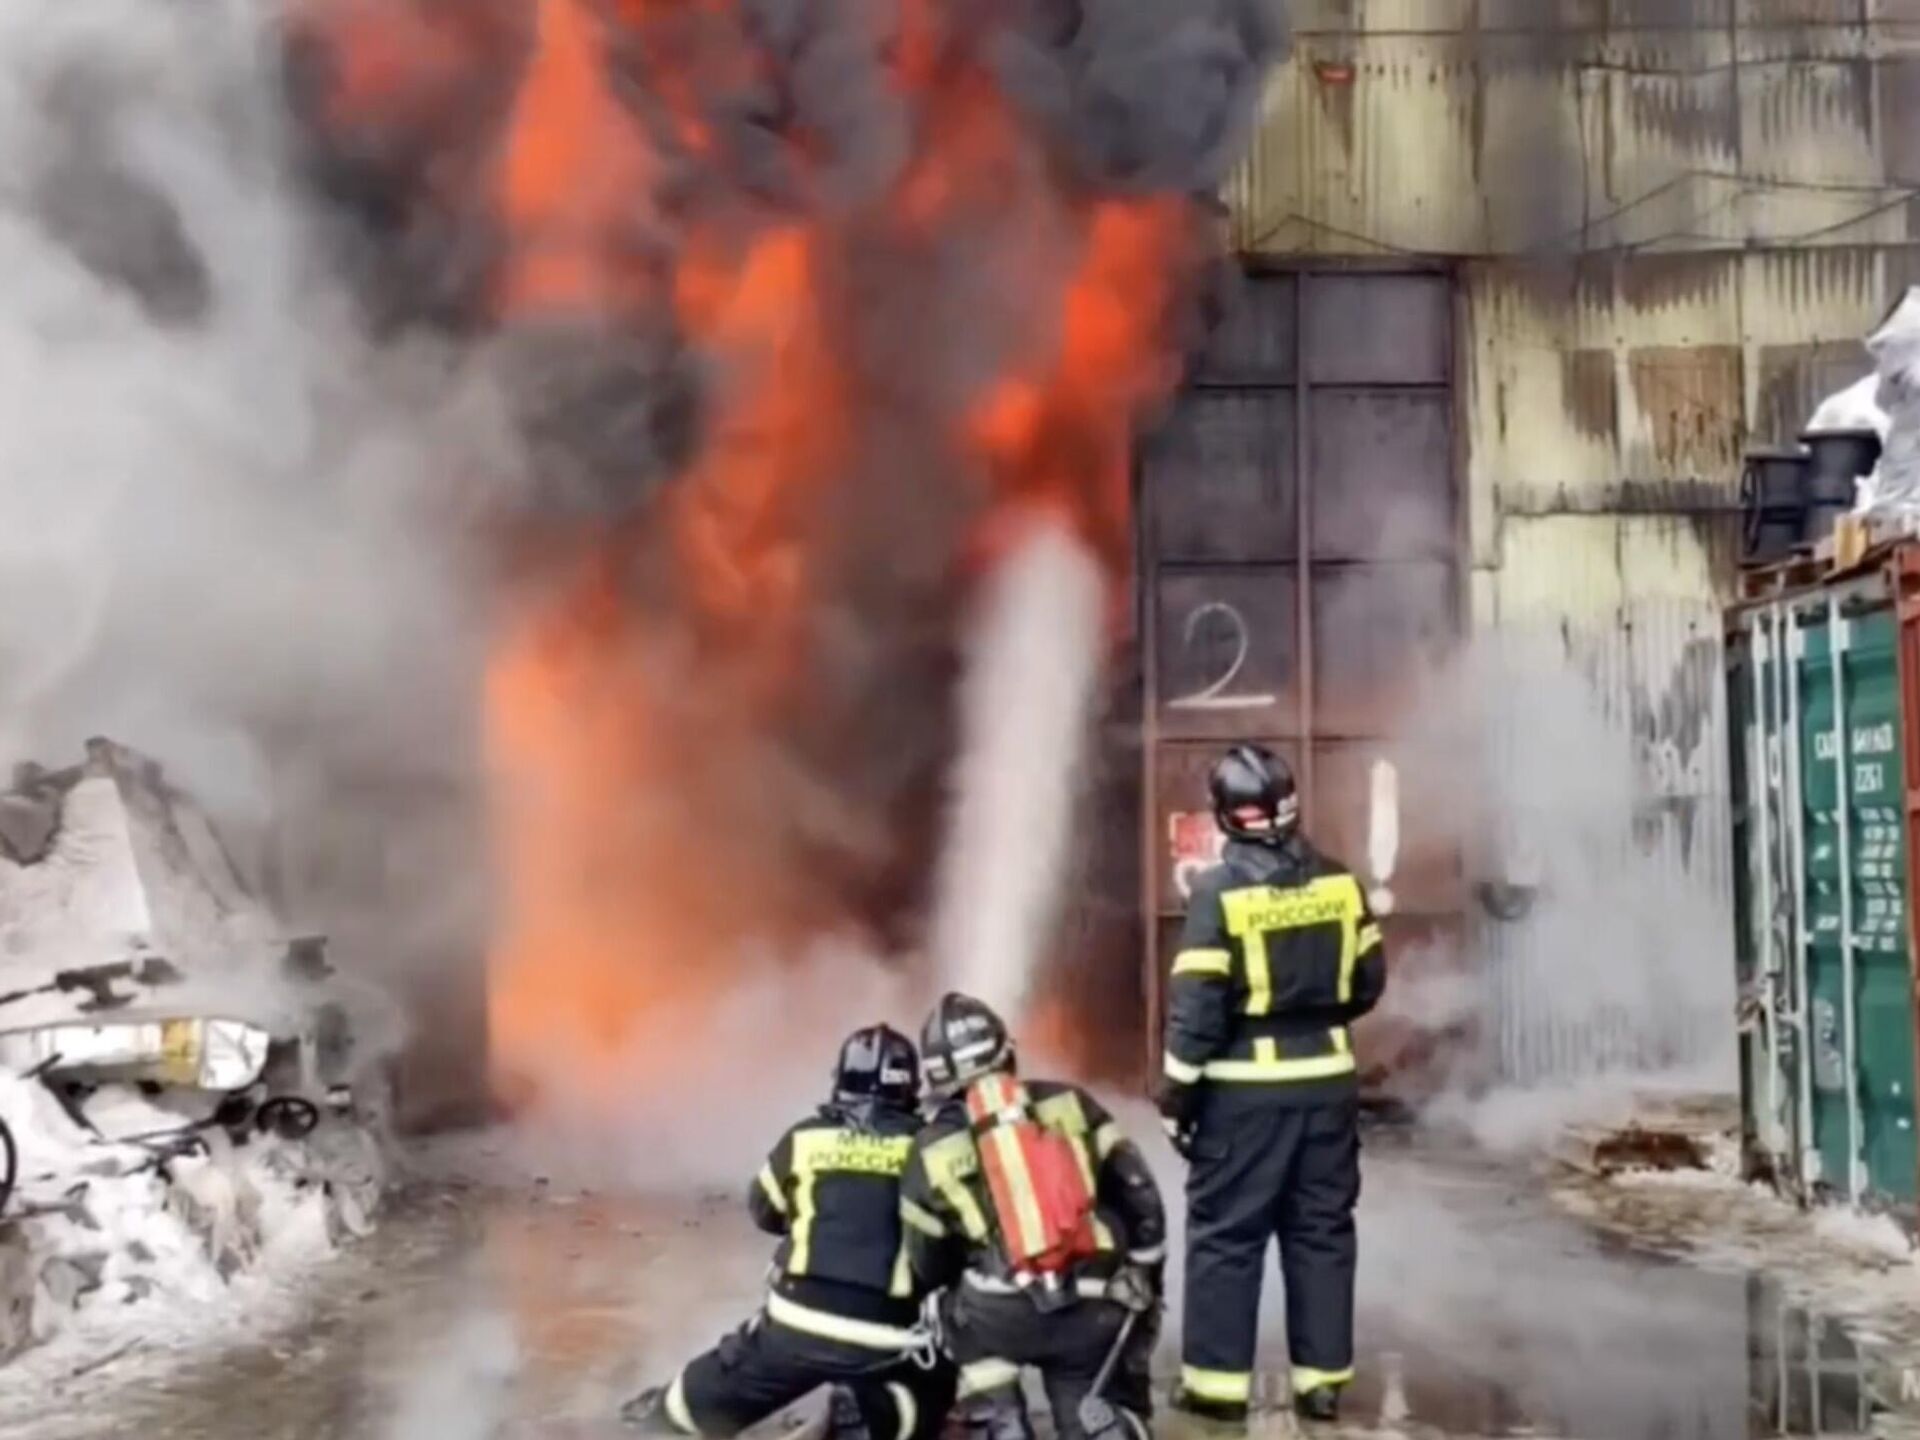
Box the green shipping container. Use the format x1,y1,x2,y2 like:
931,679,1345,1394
1728,549,1920,1213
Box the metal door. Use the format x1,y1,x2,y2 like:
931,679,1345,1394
1138,266,1466,1077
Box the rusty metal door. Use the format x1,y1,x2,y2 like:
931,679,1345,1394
1138,266,1466,1082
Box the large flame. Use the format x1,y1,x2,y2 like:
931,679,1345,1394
298,0,1211,1110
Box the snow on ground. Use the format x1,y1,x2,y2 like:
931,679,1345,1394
0,1067,383,1381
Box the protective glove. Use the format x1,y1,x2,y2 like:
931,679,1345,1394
1109,1261,1159,1314
1159,1112,1197,1160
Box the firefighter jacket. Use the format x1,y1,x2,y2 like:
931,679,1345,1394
749,1101,927,1343
898,1078,1167,1300
1160,836,1387,1116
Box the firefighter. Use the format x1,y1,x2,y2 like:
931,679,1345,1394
901,992,1166,1440
622,1024,956,1440
1159,744,1387,1426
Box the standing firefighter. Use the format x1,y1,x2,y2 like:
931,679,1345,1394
1160,744,1387,1425
901,993,1166,1440
623,1025,956,1440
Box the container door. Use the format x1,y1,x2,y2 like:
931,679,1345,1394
1797,606,1919,1204
1730,618,1795,1172
1834,611,1918,1201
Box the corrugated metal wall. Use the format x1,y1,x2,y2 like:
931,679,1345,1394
1217,2,1920,1085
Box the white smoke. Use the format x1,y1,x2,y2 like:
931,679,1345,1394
381,1306,521,1440
926,521,1107,1016
0,0,519,1100
1381,625,1740,1133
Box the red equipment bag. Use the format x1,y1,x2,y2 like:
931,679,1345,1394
963,1073,1099,1275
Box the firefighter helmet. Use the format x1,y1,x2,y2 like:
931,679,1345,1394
831,1024,921,1112
920,992,1014,1098
1210,743,1299,844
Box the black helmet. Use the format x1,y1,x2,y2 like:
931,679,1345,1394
919,992,1014,1098
1210,743,1299,845
831,1024,920,1112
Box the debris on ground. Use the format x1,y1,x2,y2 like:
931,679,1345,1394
0,740,391,1365
1549,1092,1920,1365
1585,1124,1710,1177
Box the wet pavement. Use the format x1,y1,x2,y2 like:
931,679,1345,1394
0,1130,1914,1440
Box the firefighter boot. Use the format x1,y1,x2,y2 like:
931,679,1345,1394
829,1385,874,1440
1293,1386,1340,1425
1169,1389,1248,1429
948,1391,1034,1440
620,1386,683,1435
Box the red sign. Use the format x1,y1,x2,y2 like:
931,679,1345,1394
1168,812,1223,901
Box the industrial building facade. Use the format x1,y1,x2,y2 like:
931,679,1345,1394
1139,2,1920,1090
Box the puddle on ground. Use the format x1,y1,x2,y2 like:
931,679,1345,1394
1234,1272,1899,1440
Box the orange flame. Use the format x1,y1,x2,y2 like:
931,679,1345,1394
307,0,1205,1108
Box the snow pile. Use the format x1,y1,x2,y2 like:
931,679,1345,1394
0,741,298,1040
0,1067,382,1362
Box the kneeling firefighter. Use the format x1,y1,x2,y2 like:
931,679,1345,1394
1160,744,1387,1425
901,993,1166,1440
623,1025,957,1439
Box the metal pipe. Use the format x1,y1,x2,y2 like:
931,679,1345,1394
1749,614,1780,1165
1293,273,1314,816
1781,602,1819,1194
1827,594,1864,1203
1136,450,1162,1086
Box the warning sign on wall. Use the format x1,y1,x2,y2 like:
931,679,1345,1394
1168,812,1223,902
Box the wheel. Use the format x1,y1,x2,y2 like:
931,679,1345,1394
255,1096,320,1141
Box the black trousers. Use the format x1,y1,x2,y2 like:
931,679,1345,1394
941,1286,1158,1440
1180,1089,1359,1404
673,1311,956,1440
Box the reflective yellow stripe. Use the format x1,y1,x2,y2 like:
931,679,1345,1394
1244,930,1272,1015
1181,1366,1252,1403
765,1292,919,1350
1035,1091,1100,1196
1163,1052,1203,1085
1330,1026,1350,1057
902,1198,947,1237
1171,948,1232,977
1357,923,1381,954
886,1381,917,1440
757,1165,788,1215
1220,876,1365,1017
1204,1050,1356,1082
790,1167,819,1273
889,1237,912,1298
958,1359,1022,1398
1293,1365,1354,1394
924,1133,991,1241
1338,903,1359,1006
1092,1120,1121,1160
666,1372,699,1433
987,1122,1050,1256
787,1127,913,1277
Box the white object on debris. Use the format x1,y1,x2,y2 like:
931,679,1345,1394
1366,759,1399,917
0,740,292,1041
0,1019,271,1092
1805,373,1890,440
1859,289,1920,521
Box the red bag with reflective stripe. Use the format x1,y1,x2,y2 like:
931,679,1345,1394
963,1074,1099,1275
